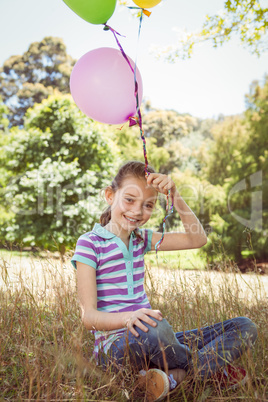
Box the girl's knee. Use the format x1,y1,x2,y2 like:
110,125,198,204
233,316,258,343
144,317,176,345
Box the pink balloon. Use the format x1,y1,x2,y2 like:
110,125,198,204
70,47,143,125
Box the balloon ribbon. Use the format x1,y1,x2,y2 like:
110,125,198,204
103,23,149,177
104,19,174,253
155,190,174,253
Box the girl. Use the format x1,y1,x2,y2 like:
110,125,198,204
71,161,257,401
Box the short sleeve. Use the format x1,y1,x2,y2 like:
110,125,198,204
139,228,153,254
71,234,97,270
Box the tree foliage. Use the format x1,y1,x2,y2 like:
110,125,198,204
153,0,268,61
112,108,203,176
199,75,268,262
0,98,9,132
203,115,249,185
0,96,117,252
244,75,268,174
0,37,75,126
143,109,199,173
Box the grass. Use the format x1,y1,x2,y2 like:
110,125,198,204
145,249,207,270
0,250,267,401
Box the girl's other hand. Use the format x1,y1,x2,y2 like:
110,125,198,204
147,173,176,196
124,308,163,337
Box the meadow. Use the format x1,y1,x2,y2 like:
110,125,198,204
0,249,267,401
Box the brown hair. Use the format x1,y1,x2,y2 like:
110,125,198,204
100,161,155,240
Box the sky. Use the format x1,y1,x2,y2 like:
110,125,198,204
1,0,267,119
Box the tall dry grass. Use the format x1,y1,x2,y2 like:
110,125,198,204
0,251,267,401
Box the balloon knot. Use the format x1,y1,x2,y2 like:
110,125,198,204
129,117,138,127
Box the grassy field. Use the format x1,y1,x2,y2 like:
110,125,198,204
0,250,267,401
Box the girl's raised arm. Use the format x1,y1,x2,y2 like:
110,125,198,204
147,173,207,252
76,261,163,336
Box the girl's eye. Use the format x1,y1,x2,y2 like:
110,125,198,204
144,204,154,209
125,198,133,203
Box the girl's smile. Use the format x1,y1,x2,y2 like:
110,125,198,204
124,215,141,223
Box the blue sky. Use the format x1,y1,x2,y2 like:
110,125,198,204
1,0,267,119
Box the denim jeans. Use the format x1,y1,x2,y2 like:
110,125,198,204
100,316,257,379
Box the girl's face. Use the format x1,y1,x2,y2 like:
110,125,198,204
105,176,158,236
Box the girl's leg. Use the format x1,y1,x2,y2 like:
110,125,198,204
100,317,192,372
100,316,257,380
99,332,148,372
175,317,258,379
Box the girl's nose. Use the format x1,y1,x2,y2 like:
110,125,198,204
131,204,143,215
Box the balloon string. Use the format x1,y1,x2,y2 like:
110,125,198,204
128,13,174,250
103,25,134,74
155,191,174,253
134,11,143,97
131,11,150,177
103,23,149,176
104,21,174,253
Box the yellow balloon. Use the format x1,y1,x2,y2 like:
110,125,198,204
133,0,161,8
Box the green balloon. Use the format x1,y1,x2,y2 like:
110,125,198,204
63,0,117,25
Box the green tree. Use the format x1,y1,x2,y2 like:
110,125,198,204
142,109,199,173
143,109,197,147
0,98,9,132
0,100,11,228
170,168,226,236
112,109,200,174
113,124,170,172
0,37,75,126
244,76,268,174
154,0,268,61
0,95,117,253
232,75,268,261
196,77,268,263
203,115,249,185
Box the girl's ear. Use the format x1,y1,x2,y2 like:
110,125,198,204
105,186,114,206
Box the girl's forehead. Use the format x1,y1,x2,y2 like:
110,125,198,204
120,176,157,198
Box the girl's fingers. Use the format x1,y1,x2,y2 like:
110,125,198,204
146,173,159,185
127,318,148,337
157,180,169,189
139,309,163,325
128,323,143,337
134,313,157,329
164,181,174,190
139,315,158,328
155,181,173,195
126,309,163,336
147,174,175,194
148,174,166,188
152,176,167,186
151,178,169,189
147,310,163,321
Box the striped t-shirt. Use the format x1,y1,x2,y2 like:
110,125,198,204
71,223,153,358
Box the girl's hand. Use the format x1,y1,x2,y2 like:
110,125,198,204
147,173,177,196
123,308,163,337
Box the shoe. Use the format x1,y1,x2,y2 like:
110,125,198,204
138,369,170,402
212,365,248,390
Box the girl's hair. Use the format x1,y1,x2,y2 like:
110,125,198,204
100,161,155,240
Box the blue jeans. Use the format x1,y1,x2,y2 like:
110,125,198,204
100,317,257,378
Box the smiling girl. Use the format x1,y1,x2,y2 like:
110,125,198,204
71,161,257,401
